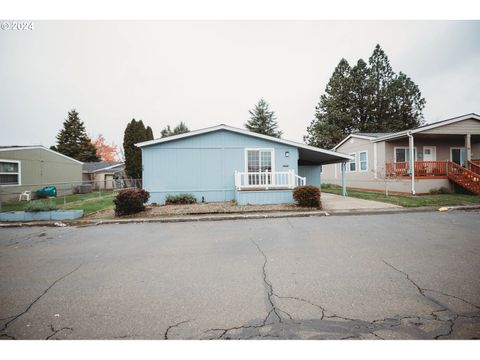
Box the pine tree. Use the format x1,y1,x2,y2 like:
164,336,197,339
304,59,353,149
245,99,282,138
160,122,190,138
305,45,425,148
123,119,152,179
146,126,154,140
53,109,100,162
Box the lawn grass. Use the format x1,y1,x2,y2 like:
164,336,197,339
321,185,480,207
0,191,115,215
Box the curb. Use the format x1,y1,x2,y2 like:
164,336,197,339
1,205,479,228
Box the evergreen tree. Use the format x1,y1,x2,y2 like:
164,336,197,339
305,44,425,148
146,126,154,140
245,99,282,138
304,59,353,149
53,109,100,162
123,119,151,179
160,122,190,138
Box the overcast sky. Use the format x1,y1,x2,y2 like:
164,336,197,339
1,20,479,150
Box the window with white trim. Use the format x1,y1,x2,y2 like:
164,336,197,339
349,153,356,172
0,160,20,185
359,151,368,172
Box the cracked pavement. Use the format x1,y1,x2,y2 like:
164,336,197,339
0,211,479,339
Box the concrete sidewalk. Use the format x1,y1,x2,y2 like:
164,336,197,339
321,192,401,211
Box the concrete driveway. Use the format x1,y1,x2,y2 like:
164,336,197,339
0,211,479,340
321,193,400,211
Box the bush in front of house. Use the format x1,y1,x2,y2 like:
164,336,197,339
24,200,58,212
165,193,197,205
113,188,150,216
293,186,321,208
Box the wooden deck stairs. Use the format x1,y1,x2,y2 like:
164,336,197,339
448,161,480,195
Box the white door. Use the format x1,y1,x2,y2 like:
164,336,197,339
246,149,273,185
423,147,435,161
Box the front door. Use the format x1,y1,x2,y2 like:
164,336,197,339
246,149,273,185
423,147,435,161
451,148,465,166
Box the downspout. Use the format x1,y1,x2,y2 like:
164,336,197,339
408,131,415,195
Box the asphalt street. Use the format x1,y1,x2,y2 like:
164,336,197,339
0,211,479,339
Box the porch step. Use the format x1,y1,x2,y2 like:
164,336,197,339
448,161,480,195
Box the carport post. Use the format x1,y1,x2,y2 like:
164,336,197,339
341,161,347,196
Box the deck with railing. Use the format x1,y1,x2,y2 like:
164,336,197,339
385,161,449,177
386,160,480,178
234,170,306,190
385,160,480,194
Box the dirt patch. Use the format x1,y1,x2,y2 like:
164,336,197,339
86,201,316,220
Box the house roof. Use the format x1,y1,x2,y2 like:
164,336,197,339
0,145,84,165
82,162,124,173
332,134,378,150
372,113,480,142
136,124,352,164
354,132,393,138
332,113,480,150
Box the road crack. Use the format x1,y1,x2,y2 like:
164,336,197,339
164,320,191,340
0,264,82,339
45,324,73,340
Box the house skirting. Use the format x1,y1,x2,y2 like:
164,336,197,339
235,189,294,205
148,189,236,205
323,178,451,194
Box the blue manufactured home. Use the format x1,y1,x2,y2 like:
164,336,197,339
136,125,350,205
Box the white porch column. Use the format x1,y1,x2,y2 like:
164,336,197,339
408,132,415,195
341,161,347,196
465,133,472,163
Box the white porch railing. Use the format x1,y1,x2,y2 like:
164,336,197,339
234,170,306,190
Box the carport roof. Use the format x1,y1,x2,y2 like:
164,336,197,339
136,124,352,165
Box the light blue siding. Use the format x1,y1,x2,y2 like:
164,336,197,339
298,165,321,187
235,189,294,205
142,130,299,204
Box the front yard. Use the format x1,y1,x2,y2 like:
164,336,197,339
86,201,316,220
321,184,480,207
0,192,116,215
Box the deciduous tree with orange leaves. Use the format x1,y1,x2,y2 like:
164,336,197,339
92,134,119,162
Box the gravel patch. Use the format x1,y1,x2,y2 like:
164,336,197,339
86,201,316,220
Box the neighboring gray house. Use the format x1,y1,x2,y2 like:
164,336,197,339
136,124,351,205
82,161,125,190
0,146,83,201
321,113,480,195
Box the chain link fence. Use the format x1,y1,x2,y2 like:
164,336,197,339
0,178,142,211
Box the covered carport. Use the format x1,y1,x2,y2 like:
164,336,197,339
295,144,353,196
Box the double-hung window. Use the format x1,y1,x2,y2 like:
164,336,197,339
349,153,356,172
0,160,21,185
359,151,368,172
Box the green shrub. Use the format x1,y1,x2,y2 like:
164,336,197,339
321,183,335,190
292,186,321,208
24,200,58,212
165,193,197,205
429,186,452,195
113,188,150,216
